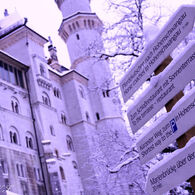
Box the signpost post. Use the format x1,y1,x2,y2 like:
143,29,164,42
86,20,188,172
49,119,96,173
119,5,195,194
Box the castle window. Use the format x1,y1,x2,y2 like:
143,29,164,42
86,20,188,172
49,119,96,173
53,87,61,98
1,160,8,174
21,181,29,195
85,112,90,121
16,164,25,177
96,113,100,120
42,92,51,106
11,97,20,114
84,20,86,27
68,25,72,32
25,132,34,149
76,34,80,40
55,149,59,158
16,164,20,176
72,161,78,169
72,23,76,30
102,91,106,97
59,166,66,181
88,20,91,28
79,85,85,99
0,60,25,88
66,135,74,152
40,64,45,77
10,127,20,145
61,112,66,124
102,90,110,98
76,21,80,28
106,90,110,97
92,20,95,27
50,125,55,136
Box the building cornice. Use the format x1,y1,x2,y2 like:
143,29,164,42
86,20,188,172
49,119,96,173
0,25,48,50
60,70,88,86
59,13,103,42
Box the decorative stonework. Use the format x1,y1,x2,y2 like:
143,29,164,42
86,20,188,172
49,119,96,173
0,26,47,50
37,78,52,90
59,13,103,42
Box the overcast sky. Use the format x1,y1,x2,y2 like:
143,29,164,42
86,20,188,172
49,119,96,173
0,0,194,68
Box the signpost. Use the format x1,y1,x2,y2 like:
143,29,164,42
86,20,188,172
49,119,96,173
120,5,195,102
127,42,195,133
137,87,195,164
119,5,195,195
145,137,195,195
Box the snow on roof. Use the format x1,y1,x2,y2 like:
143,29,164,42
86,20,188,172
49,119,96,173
0,11,26,37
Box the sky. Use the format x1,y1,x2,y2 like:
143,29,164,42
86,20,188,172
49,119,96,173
0,0,194,68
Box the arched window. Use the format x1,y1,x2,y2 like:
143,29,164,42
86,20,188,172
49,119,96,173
9,127,20,145
59,166,66,180
42,92,51,106
61,112,66,124
11,97,20,113
66,135,74,152
25,132,34,149
53,87,61,98
40,64,45,77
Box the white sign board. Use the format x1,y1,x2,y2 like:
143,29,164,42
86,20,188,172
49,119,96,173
146,136,195,195
127,42,195,134
137,87,195,164
120,5,195,102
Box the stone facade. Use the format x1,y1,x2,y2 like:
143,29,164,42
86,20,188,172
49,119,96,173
0,1,144,195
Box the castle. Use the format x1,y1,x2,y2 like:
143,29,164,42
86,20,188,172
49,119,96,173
0,1,144,194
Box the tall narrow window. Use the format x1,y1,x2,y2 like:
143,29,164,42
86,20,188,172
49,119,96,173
50,125,55,136
40,64,45,77
85,112,90,121
59,166,66,181
61,112,66,124
76,34,80,40
42,92,51,106
79,85,85,99
96,113,100,120
66,135,74,152
11,97,20,114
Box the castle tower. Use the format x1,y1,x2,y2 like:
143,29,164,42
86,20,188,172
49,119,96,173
56,1,134,194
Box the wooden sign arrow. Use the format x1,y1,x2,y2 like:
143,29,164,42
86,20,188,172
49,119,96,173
120,5,195,102
127,42,195,133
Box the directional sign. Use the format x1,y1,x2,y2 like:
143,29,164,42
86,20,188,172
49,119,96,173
137,87,195,164
120,5,195,102
145,136,195,195
127,42,195,134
